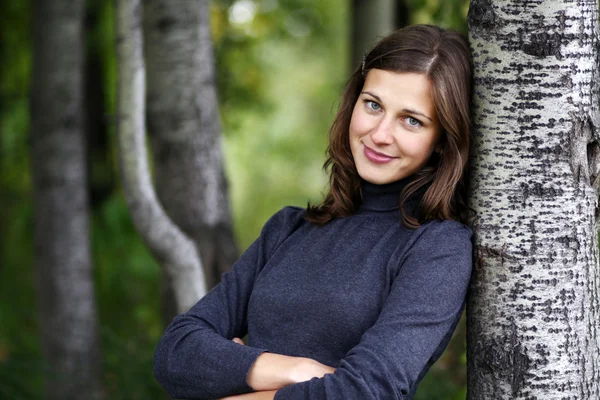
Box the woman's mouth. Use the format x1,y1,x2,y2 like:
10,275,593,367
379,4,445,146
363,144,397,164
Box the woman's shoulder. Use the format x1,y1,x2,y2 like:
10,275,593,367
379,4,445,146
395,219,473,281
415,218,473,240
259,205,307,238
401,218,473,258
267,205,306,225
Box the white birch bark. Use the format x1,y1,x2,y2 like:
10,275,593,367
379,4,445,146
467,0,600,398
30,1,103,398
115,0,206,313
143,0,238,294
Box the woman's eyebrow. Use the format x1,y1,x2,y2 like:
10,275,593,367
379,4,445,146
361,91,433,122
401,108,432,122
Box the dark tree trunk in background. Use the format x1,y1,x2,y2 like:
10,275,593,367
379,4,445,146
115,0,206,314
30,1,103,399
467,0,600,398
144,0,238,321
85,0,115,210
351,0,408,68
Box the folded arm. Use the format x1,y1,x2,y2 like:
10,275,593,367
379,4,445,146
153,208,311,399
246,350,336,391
272,220,473,400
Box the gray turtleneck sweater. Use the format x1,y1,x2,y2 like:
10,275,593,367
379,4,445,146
153,178,473,399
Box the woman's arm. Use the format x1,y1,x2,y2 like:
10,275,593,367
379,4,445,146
153,207,309,399
272,220,473,399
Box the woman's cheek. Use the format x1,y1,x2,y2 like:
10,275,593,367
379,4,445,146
350,113,374,137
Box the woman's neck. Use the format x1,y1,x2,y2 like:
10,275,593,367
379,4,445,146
358,176,414,213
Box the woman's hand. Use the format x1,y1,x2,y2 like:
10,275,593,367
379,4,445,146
219,390,278,400
230,337,336,390
232,337,245,345
289,357,336,384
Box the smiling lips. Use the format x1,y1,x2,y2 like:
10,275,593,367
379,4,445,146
363,144,398,164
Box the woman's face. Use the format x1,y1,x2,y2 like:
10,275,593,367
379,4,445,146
349,69,442,185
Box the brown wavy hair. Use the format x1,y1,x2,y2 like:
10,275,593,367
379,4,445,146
305,24,472,228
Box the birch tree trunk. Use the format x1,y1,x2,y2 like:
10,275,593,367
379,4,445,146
351,0,402,67
143,0,237,304
115,0,206,313
30,1,102,398
467,0,600,398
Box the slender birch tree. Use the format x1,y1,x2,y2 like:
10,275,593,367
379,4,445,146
143,0,237,318
115,0,206,313
467,0,600,398
30,1,103,399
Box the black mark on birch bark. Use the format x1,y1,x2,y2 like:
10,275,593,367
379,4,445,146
557,233,580,262
529,220,537,254
569,114,593,186
559,74,574,90
520,182,562,204
468,0,497,36
556,10,567,32
157,16,176,32
471,322,531,397
478,244,518,265
587,140,600,190
522,32,562,60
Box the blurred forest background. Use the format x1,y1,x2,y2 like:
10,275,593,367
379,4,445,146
0,0,469,398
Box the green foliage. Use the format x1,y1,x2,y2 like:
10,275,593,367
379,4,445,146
93,194,163,342
408,0,469,33
0,0,32,195
214,0,349,248
0,0,31,100
0,200,44,400
0,357,45,400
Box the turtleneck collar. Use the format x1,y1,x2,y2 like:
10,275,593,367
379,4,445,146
359,175,420,214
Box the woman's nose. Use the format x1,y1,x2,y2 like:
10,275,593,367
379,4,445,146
370,118,394,145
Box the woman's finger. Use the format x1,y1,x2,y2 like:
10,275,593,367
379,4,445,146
232,337,245,345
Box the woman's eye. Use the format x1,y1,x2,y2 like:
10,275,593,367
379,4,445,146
406,117,422,127
365,100,381,111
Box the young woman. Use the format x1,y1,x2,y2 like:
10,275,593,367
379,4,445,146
153,24,473,400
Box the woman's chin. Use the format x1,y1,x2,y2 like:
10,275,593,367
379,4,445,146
358,172,398,185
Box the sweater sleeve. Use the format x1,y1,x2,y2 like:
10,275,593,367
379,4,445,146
153,207,302,400
274,219,473,400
